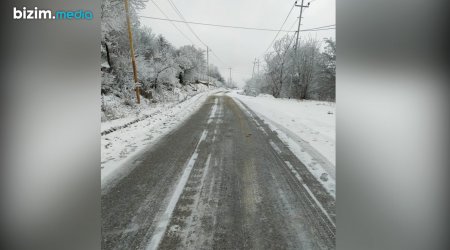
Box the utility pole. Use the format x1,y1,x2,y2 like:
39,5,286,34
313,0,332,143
228,68,232,86
294,0,309,52
294,0,310,100
124,0,140,104
257,59,260,75
252,59,256,79
206,46,210,84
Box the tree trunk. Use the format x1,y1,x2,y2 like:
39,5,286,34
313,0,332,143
102,40,112,69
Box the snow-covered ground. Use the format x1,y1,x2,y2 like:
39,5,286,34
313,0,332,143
101,83,212,125
101,88,222,185
229,91,335,197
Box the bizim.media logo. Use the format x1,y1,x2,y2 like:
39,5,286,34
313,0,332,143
13,7,93,20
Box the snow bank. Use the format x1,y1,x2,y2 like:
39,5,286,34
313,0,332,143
101,83,212,124
231,91,335,164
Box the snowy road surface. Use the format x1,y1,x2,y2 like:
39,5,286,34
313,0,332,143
101,93,336,249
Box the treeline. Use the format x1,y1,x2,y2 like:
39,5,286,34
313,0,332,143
101,0,226,103
244,36,335,101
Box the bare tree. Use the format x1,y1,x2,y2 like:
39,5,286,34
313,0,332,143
244,36,334,102
264,35,294,97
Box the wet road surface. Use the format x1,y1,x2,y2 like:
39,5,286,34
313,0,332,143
102,94,336,249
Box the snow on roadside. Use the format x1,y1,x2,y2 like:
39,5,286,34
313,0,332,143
229,91,335,197
229,91,335,165
101,84,213,131
101,89,222,185
275,128,335,198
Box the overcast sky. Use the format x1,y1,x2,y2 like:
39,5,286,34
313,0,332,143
140,0,335,87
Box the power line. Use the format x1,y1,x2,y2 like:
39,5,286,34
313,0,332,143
149,0,196,45
166,0,208,47
149,1,228,70
139,15,297,33
263,17,299,56
260,3,335,73
143,2,333,73
302,27,335,31
210,50,227,67
139,15,334,33
304,24,335,30
164,0,229,69
263,3,296,55
162,0,227,68
258,17,297,66
289,18,300,30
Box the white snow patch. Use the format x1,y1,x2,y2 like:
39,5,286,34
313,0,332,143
269,140,282,154
207,98,219,124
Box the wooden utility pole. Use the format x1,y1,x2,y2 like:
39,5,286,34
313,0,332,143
294,0,309,52
228,68,232,86
124,0,140,104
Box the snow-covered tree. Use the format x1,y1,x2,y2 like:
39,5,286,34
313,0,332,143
101,0,225,112
243,36,335,101
176,45,206,84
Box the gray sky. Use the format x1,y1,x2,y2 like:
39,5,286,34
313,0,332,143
140,0,335,87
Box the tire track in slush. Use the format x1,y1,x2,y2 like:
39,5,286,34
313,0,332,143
146,97,219,250
146,129,208,250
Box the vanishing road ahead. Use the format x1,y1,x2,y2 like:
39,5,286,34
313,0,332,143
102,92,336,250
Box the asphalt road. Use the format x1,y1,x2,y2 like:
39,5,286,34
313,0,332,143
101,93,336,250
